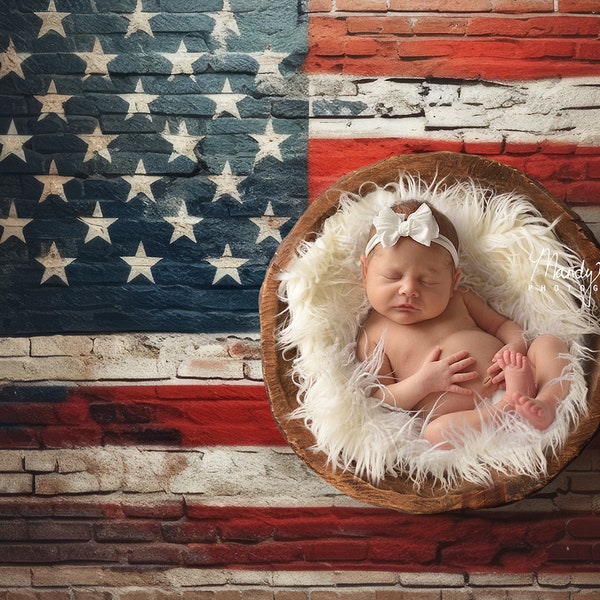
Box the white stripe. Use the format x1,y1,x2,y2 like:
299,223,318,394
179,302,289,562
309,75,600,144
0,446,362,507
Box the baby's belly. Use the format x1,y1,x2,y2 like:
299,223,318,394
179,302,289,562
413,329,505,416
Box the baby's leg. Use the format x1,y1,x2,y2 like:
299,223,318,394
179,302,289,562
422,404,505,450
423,336,571,447
512,334,570,431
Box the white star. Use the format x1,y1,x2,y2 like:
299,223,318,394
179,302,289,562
161,121,203,163
160,40,207,79
249,118,290,165
250,47,289,75
164,202,203,243
207,244,248,285
249,202,290,244
0,38,30,80
0,201,32,244
75,37,116,79
205,78,245,119
120,78,158,120
122,160,161,203
79,124,118,163
208,161,246,204
210,0,240,50
35,80,72,122
35,160,74,202
121,242,162,283
0,120,32,162
79,202,117,244
125,0,158,38
35,0,69,38
36,242,75,285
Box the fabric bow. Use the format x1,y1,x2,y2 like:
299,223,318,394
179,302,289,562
372,203,439,249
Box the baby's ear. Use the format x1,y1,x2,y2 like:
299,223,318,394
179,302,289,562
452,268,461,291
360,255,368,281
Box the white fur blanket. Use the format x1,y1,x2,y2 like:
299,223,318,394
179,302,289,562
277,174,600,491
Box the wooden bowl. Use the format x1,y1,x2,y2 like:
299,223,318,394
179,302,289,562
259,152,600,513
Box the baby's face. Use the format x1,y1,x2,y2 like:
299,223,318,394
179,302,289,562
362,237,459,325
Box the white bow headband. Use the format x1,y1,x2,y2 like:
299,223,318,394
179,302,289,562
365,203,459,267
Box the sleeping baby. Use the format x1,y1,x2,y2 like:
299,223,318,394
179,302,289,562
357,201,571,449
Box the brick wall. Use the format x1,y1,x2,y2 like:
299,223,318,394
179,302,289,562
1,0,600,598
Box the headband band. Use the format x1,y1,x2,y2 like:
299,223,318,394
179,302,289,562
365,204,459,267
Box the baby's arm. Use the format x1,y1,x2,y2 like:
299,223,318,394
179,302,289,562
357,331,477,410
461,288,526,351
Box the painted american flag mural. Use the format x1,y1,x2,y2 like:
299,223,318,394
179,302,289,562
1,0,600,588
0,0,307,335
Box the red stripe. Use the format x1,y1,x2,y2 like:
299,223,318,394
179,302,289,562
306,15,600,80
0,498,597,572
0,385,286,448
308,138,600,205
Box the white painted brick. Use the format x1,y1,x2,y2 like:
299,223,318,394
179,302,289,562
244,360,264,381
424,105,488,129
24,452,57,473
35,472,102,495
400,572,465,587
0,453,23,472
0,473,33,494
0,567,32,586
30,335,93,357
177,358,245,379
272,571,397,587
469,573,534,586
0,337,29,357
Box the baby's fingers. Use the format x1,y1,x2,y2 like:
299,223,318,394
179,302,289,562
451,370,478,383
450,356,477,373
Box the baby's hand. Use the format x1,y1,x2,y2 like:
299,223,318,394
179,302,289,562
420,346,478,396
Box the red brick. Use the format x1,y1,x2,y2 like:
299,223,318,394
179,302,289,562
57,543,118,563
440,541,501,567
548,542,594,561
587,157,600,179
94,520,161,543
126,543,184,565
576,39,600,60
558,0,600,12
469,16,600,37
566,517,600,539
308,0,333,11
491,0,554,12
121,501,185,520
336,0,387,10
368,537,438,564
161,521,219,544
388,0,491,10
28,520,93,541
302,539,369,562
464,140,504,155
0,544,59,563
411,16,469,35
346,17,387,34
566,181,600,205
189,540,307,567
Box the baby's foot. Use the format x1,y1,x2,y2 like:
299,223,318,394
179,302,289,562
513,392,556,431
496,350,537,399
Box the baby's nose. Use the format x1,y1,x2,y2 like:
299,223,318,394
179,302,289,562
399,278,419,296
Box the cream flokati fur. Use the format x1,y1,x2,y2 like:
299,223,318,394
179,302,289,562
276,174,600,490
